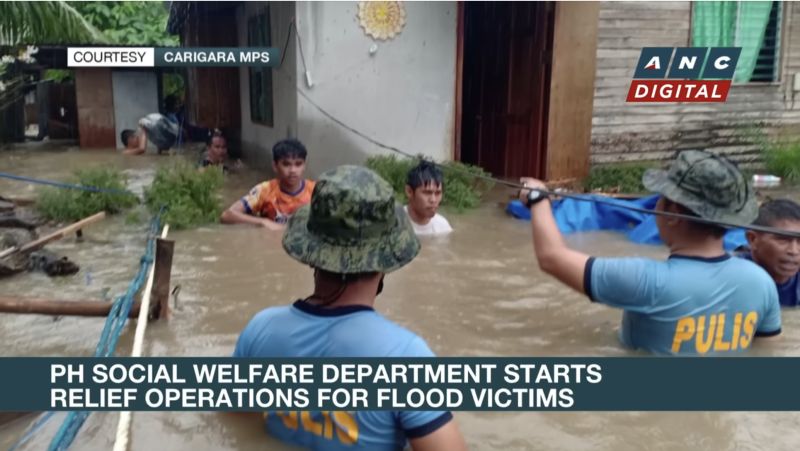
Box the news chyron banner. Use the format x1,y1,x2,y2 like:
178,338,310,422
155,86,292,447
67,47,279,67
2,358,800,412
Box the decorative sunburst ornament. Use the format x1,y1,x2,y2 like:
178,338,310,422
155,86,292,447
358,1,406,41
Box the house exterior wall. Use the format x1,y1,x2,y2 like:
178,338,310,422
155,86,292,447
292,1,457,176
591,1,800,167
111,71,159,150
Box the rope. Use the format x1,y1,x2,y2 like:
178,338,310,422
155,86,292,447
44,214,162,451
0,171,136,197
282,22,800,239
295,85,800,238
111,224,169,451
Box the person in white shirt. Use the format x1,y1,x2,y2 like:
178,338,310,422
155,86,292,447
404,161,453,236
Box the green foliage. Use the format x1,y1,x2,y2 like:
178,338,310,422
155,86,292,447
144,163,224,230
125,208,145,225
0,1,104,46
743,125,800,183
583,163,654,194
162,72,184,101
70,1,178,46
439,160,495,211
365,155,494,212
764,141,800,183
43,69,73,83
36,168,138,222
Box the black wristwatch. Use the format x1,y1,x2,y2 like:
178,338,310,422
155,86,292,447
525,189,549,208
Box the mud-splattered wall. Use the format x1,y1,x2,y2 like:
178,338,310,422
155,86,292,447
75,69,116,149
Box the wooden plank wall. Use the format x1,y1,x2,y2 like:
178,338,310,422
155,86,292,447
591,1,800,167
546,1,599,180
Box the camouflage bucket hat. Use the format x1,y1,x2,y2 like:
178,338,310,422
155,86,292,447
642,149,758,226
282,165,421,274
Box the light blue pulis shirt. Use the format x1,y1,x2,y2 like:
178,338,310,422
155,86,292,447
233,301,452,450
586,254,781,355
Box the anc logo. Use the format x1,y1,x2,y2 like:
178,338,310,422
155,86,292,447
627,47,742,103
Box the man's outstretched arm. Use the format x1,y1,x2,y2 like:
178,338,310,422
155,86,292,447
220,199,285,231
519,177,591,294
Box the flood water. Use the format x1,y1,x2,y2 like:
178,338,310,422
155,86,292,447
2,145,800,450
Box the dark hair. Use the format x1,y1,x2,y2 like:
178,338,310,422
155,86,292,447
663,198,727,238
406,160,443,190
205,128,226,146
121,129,135,145
272,138,307,162
753,199,800,227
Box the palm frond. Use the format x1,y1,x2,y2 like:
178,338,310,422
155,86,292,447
0,1,105,46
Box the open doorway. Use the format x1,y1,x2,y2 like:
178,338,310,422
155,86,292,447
456,1,554,179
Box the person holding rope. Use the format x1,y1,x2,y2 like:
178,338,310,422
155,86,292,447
232,165,466,450
518,150,781,355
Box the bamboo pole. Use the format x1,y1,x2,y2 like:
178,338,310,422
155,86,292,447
113,225,169,451
0,211,106,259
0,296,143,318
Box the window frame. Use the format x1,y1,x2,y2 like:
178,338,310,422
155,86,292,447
248,8,274,127
689,0,784,85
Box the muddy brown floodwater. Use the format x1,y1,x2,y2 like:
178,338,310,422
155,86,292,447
1,145,800,450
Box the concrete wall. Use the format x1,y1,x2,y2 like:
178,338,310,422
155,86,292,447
293,1,458,176
237,1,298,170
111,71,159,149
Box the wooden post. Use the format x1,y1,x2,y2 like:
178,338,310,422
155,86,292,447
150,238,174,320
0,296,143,318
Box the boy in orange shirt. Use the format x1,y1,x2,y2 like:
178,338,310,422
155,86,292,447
221,139,315,231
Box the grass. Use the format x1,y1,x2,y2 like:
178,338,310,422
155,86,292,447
36,168,138,222
582,163,655,194
144,162,224,230
764,141,800,183
365,155,494,212
737,125,800,184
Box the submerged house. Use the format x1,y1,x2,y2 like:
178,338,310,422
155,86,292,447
167,1,800,180
168,1,598,179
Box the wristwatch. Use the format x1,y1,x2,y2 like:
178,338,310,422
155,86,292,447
525,189,549,208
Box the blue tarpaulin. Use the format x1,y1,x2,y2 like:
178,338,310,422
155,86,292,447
506,195,747,251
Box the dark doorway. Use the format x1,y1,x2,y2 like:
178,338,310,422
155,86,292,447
457,1,554,179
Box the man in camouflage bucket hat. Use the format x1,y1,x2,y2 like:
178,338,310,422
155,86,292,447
642,149,758,226
282,164,420,273
234,165,466,451
518,150,781,356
